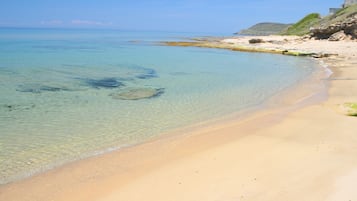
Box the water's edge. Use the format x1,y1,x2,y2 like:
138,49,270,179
1,55,330,186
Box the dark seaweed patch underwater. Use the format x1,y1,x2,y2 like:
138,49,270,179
17,84,72,93
135,68,158,79
2,104,36,112
84,78,125,89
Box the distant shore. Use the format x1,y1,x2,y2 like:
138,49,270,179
1,35,357,201
163,35,341,57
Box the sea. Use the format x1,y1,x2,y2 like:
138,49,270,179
0,28,318,184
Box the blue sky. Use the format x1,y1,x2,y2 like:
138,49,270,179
0,0,343,33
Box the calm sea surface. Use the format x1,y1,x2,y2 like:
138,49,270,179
0,28,317,184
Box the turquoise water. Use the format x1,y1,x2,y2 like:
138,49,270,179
0,28,316,184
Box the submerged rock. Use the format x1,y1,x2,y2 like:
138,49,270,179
110,87,164,100
85,78,124,89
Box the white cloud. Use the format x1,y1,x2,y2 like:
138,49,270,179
41,20,63,25
71,20,112,26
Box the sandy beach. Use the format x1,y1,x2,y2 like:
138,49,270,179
1,36,357,201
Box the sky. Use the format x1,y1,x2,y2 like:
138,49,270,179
0,0,343,33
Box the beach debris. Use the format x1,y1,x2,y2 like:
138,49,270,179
311,53,339,58
110,87,164,100
17,84,72,93
340,102,357,116
248,38,265,44
85,78,124,89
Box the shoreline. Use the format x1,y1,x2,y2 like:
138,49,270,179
0,48,323,186
0,55,325,186
1,35,357,201
163,35,338,57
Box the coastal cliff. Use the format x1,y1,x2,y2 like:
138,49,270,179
311,4,357,40
283,4,357,40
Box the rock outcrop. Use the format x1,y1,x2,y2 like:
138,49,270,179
328,30,348,41
311,11,357,40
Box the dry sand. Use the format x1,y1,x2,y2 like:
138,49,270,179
1,36,357,201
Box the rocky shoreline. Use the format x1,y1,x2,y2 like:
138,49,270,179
162,36,339,58
163,35,357,116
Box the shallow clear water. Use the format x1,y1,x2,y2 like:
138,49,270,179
0,28,316,184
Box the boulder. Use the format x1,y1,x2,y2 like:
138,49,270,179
328,30,347,41
248,38,264,44
310,25,341,39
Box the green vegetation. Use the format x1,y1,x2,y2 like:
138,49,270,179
332,4,357,19
237,22,292,36
281,13,321,36
319,4,357,27
239,4,357,37
343,102,357,116
280,4,357,37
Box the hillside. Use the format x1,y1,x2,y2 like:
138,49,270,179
237,22,291,36
280,4,357,39
240,4,357,40
280,13,321,36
